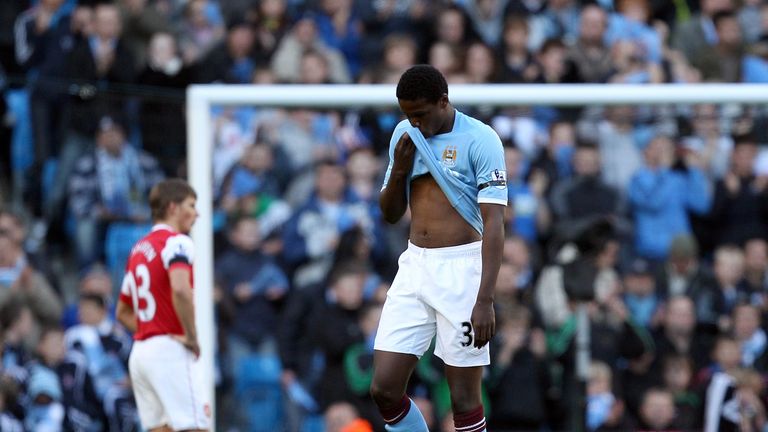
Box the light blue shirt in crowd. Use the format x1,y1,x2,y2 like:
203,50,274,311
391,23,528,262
382,110,507,234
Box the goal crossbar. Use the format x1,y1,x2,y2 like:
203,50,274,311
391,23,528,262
186,83,768,430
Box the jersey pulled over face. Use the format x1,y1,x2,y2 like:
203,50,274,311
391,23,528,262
381,109,508,231
119,224,195,340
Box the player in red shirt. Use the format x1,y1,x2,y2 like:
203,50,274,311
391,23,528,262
116,178,209,432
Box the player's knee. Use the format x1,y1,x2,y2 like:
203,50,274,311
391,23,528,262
369,380,401,408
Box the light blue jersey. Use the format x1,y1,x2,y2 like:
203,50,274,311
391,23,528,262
381,110,507,234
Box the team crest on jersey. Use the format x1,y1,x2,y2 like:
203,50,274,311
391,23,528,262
442,146,458,167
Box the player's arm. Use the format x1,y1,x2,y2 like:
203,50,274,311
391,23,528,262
471,126,508,348
116,299,137,333
472,203,505,348
379,131,415,224
169,266,200,358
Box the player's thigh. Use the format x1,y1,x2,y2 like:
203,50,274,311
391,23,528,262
444,365,484,413
145,338,210,431
129,345,167,429
374,249,436,357
430,254,489,367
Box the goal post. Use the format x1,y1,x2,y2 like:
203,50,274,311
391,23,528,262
186,83,768,430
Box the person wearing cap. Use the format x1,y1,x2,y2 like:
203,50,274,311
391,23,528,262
656,234,719,305
622,257,661,329
67,113,164,269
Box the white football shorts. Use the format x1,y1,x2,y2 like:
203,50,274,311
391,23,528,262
374,240,490,367
129,335,210,430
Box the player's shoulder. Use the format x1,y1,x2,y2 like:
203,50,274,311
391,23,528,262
456,111,499,140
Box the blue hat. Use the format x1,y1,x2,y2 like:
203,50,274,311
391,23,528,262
27,367,62,401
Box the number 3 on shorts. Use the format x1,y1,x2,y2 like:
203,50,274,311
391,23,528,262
460,321,473,347
123,264,156,322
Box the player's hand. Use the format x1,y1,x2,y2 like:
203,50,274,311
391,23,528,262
173,334,201,359
391,132,416,177
470,299,495,349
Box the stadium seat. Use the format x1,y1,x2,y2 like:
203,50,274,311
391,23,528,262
301,414,325,432
104,222,152,293
234,353,284,432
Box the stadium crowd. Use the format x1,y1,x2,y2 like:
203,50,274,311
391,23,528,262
2,0,768,431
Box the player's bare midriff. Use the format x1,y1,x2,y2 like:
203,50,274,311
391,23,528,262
409,174,481,249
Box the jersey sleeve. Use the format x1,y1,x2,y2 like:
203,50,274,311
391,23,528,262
472,125,508,205
381,121,410,191
119,273,132,306
161,234,195,271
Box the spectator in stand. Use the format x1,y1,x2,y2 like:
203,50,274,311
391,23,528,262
61,264,113,329
653,295,713,373
691,10,745,82
195,16,260,84
67,114,164,268
656,234,720,319
528,120,577,196
427,41,465,83
116,0,171,71
681,104,733,180
532,38,569,85
710,133,768,247
46,2,136,231
432,5,476,51
176,0,224,66
527,0,580,51
137,32,192,177
504,144,550,244
628,134,710,262
672,0,734,64
550,141,622,242
732,303,768,369
0,228,62,329
567,4,612,83
497,15,538,83
743,238,768,296
216,216,288,354
309,262,380,427
324,401,373,432
699,245,751,329
661,354,701,431
585,361,630,431
605,0,663,66
14,0,78,218
0,374,23,431
0,298,35,381
311,0,364,79
282,159,384,289
460,0,509,47
358,33,417,84
636,388,679,431
270,15,351,84
462,41,499,84
587,106,644,193
29,325,105,431
486,304,549,430
621,258,662,329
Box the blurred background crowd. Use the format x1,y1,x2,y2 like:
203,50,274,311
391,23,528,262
2,0,768,431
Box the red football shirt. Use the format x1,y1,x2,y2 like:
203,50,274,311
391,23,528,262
119,224,195,340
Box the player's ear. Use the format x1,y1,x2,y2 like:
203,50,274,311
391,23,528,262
439,94,449,108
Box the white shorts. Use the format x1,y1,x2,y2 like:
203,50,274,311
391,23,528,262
128,335,210,430
374,241,490,367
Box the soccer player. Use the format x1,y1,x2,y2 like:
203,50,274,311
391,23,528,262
116,178,209,432
371,65,506,432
